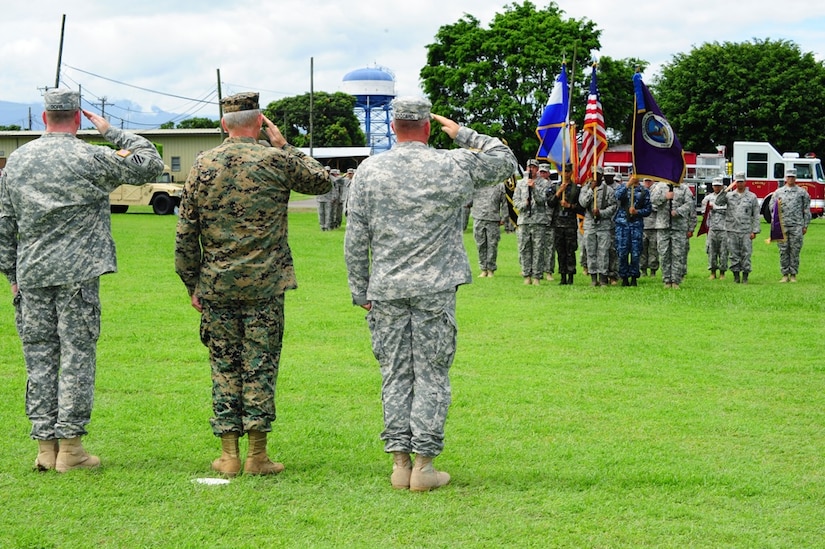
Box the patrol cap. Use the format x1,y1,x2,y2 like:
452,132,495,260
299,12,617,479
712,176,724,186
603,166,616,175
347,168,355,174
526,159,539,167
392,96,431,121
538,163,551,172
734,171,745,182
44,89,80,111
595,166,604,175
614,173,623,183
331,168,341,176
221,92,260,113
786,168,797,177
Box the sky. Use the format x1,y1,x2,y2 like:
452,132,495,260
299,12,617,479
1,0,824,128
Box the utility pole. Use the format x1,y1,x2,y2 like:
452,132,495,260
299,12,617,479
54,14,66,88
95,97,108,119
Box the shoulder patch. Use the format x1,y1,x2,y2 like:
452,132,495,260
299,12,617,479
116,149,131,158
130,154,145,166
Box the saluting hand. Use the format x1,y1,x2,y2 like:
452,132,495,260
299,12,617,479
262,115,287,148
82,109,110,134
431,114,460,140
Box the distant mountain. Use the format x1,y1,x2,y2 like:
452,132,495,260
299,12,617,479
0,99,198,130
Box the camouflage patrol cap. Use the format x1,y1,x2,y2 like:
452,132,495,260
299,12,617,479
712,176,724,186
526,159,539,167
604,166,616,175
44,89,80,111
347,168,355,174
392,96,431,121
734,171,745,181
221,92,260,113
538,163,551,172
786,168,797,177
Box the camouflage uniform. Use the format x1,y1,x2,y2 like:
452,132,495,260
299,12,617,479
345,98,517,457
0,103,163,441
640,181,660,275
614,182,653,280
651,183,694,286
701,187,728,274
316,178,337,231
547,181,581,276
175,134,330,436
771,184,811,276
715,186,760,276
471,182,506,273
579,181,618,280
331,171,346,229
513,176,550,280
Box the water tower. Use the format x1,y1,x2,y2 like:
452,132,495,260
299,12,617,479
342,66,396,154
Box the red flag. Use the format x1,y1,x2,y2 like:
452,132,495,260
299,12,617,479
697,202,710,236
578,66,607,184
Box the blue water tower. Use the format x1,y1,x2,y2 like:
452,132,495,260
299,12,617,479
342,66,396,154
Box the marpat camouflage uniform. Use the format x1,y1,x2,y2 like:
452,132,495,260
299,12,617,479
345,124,517,457
0,126,163,440
771,185,811,276
175,136,330,436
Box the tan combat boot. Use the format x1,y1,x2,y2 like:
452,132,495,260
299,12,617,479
410,455,450,492
55,437,101,473
34,439,59,471
211,432,241,477
390,452,412,489
244,430,284,476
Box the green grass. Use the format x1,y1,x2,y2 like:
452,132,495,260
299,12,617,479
1,206,824,548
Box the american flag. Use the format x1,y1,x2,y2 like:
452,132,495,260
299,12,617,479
578,66,607,183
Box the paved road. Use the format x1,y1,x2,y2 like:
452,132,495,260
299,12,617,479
288,196,319,211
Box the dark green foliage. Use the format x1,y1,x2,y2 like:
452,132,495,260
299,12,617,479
263,92,366,148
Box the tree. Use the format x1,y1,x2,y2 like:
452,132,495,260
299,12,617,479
655,38,825,157
594,56,648,144
0,124,22,131
263,92,365,148
176,117,219,129
421,1,602,164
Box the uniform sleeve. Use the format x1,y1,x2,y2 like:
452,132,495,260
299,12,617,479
803,190,812,227
0,173,18,285
452,127,518,189
343,177,371,305
174,163,202,296
88,127,165,192
601,186,618,218
278,145,332,196
751,196,761,234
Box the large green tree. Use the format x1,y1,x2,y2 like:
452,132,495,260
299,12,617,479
420,1,602,163
595,56,648,144
263,92,365,148
655,38,825,157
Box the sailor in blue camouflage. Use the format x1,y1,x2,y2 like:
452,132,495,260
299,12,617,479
771,168,811,280
702,177,728,278
471,181,506,276
345,96,517,459
614,175,652,285
579,172,618,286
513,160,550,284
175,92,331,437
0,89,164,444
715,172,760,283
650,181,694,288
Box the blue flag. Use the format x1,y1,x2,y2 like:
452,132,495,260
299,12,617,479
536,64,572,166
632,72,685,186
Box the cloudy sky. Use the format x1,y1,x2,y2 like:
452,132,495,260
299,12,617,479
2,0,824,128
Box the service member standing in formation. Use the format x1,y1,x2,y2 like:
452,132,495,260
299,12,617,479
579,169,618,287
175,92,331,477
316,166,337,231
702,177,728,280
715,172,760,284
640,177,660,277
471,179,507,277
771,168,811,282
345,96,517,491
513,159,550,285
330,168,346,229
650,181,694,289
614,175,652,286
0,89,164,472
547,167,581,285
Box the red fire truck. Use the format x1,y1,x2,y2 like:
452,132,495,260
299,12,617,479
732,141,824,221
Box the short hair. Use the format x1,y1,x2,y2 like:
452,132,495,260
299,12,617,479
223,109,261,130
45,109,77,125
392,118,428,133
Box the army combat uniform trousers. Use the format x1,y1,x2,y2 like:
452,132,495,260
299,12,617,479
517,223,546,278
367,290,456,458
726,232,754,274
778,226,804,276
706,227,728,273
14,278,100,440
473,219,501,273
200,295,284,436
657,228,688,284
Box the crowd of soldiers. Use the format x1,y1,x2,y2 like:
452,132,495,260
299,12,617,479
469,164,812,288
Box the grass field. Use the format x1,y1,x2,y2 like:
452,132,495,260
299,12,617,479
0,206,823,548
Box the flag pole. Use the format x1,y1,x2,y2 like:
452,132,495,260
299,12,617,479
591,61,598,182
567,44,578,181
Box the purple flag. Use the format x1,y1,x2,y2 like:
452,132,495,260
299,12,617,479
769,198,786,243
632,72,686,186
